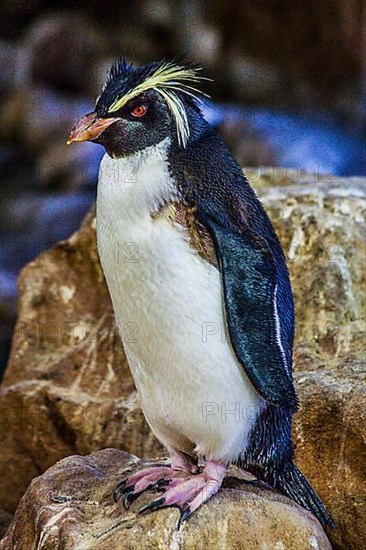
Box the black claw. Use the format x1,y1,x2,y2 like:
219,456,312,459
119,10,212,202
113,481,134,503
177,506,191,530
138,497,166,515
123,488,138,510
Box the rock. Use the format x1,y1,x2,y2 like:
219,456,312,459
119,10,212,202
250,169,366,549
0,171,365,549
0,268,17,381
0,40,20,95
0,85,94,153
0,1,41,40
0,508,12,540
21,13,104,95
293,364,365,550
0,449,331,550
250,169,365,367
0,188,95,381
199,1,363,116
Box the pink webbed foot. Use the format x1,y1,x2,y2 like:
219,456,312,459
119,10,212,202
113,452,198,511
139,461,227,528
115,458,227,529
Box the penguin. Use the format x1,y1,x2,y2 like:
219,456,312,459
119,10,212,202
67,59,334,530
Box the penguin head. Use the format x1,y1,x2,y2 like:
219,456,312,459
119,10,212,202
67,59,208,157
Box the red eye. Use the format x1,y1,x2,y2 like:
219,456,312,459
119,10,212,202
131,105,147,117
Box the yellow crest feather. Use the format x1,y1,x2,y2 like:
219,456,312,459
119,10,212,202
107,61,209,147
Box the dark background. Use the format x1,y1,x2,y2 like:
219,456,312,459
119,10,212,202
0,0,365,375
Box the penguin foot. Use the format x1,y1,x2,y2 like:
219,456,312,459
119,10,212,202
138,460,227,529
113,451,198,508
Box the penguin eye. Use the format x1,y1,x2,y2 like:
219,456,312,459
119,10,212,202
131,105,147,117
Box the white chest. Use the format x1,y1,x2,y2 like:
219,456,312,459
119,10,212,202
96,141,262,462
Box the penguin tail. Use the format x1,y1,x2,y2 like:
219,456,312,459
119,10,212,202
265,462,335,529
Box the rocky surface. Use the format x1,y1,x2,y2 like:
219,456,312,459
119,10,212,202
0,449,331,550
293,365,365,550
0,171,365,549
0,509,12,541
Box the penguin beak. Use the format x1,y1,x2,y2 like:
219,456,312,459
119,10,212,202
67,112,119,144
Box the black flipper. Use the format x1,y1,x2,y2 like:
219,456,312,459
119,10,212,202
202,217,298,412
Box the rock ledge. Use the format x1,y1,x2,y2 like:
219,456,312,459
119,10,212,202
0,449,331,550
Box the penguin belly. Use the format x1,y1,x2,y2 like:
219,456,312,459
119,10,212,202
96,150,263,463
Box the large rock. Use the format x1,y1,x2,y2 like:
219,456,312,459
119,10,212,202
0,171,365,549
0,449,331,550
254,169,366,550
293,365,365,550
0,509,12,541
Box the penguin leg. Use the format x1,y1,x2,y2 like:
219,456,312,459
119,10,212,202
138,460,227,529
113,451,198,509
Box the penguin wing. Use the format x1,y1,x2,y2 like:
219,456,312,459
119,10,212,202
201,216,298,411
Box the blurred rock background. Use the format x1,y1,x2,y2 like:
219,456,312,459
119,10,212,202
0,0,365,377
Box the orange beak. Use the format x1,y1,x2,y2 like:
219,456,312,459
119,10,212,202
66,112,119,144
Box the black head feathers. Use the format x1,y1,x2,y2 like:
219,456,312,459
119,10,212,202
96,59,210,146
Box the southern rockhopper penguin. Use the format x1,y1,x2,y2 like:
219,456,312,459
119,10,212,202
67,59,334,529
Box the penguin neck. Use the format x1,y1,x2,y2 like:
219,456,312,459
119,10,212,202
168,120,245,207
97,136,179,223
